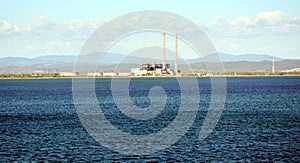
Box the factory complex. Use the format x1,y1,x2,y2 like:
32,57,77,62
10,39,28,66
130,33,179,76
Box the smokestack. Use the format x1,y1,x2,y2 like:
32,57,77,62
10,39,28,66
162,33,166,70
175,34,178,74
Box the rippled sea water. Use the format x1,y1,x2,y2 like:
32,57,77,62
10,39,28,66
0,76,299,162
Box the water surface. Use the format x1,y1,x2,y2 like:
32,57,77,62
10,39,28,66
0,77,299,161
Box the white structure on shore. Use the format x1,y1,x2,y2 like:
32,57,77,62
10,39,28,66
281,67,300,73
87,73,102,77
102,72,118,77
118,73,132,77
60,72,79,77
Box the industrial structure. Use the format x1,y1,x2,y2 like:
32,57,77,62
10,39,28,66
132,33,179,76
60,72,79,77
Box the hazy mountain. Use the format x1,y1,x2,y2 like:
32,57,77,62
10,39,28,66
33,55,77,63
219,53,283,62
0,55,76,68
0,53,298,74
0,52,288,68
1,59,299,74
0,57,32,67
189,59,300,73
187,53,283,63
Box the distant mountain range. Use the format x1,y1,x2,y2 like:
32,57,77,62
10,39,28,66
0,53,288,67
0,55,76,68
0,53,298,74
201,53,283,62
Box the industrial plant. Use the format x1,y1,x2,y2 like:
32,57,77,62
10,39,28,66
4,32,297,78
131,33,179,76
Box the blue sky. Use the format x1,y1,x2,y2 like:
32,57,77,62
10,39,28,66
1,0,300,58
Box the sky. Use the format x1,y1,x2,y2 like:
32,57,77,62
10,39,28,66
1,0,300,59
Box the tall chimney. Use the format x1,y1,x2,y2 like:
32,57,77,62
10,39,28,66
175,34,178,74
162,33,166,70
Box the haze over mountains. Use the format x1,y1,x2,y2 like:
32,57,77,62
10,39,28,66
0,53,299,74
0,53,287,67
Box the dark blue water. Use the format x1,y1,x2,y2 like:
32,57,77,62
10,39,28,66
0,77,299,161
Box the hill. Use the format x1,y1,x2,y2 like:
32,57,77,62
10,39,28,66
0,53,298,74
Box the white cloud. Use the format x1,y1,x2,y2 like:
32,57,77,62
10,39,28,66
45,41,72,49
32,15,57,31
1,12,299,58
229,43,239,50
0,20,19,36
58,18,103,39
26,45,33,50
0,16,104,39
204,11,300,38
0,16,104,56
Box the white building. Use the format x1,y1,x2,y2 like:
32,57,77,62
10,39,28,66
87,73,102,77
33,70,44,74
134,70,148,76
131,68,140,74
60,72,78,77
103,72,118,77
281,67,300,73
118,73,132,77
155,68,162,75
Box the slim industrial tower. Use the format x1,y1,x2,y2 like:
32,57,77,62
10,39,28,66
175,34,178,74
162,33,166,70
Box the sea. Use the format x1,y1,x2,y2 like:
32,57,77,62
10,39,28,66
0,76,299,162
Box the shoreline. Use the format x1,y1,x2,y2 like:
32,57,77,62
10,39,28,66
1,74,300,79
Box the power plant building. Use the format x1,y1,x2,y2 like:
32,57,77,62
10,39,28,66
132,33,179,76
